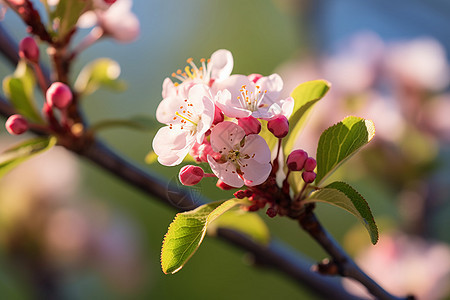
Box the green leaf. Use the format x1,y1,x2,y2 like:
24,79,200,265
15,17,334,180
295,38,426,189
208,209,270,245
52,0,88,38
304,181,378,244
2,60,44,123
315,116,375,185
283,80,330,156
0,137,57,178
161,198,247,274
74,58,127,96
259,119,278,151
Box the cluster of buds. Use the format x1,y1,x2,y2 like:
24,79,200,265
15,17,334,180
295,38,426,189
5,37,74,137
286,149,317,183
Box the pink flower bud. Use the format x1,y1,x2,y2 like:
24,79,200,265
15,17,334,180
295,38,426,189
216,179,235,190
19,37,39,63
248,73,263,83
304,157,317,172
267,115,289,138
286,149,308,171
213,105,224,125
46,82,73,109
179,165,204,186
238,116,261,135
5,114,28,135
104,0,117,4
302,171,316,183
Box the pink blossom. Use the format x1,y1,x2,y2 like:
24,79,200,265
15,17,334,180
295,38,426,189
162,49,233,99
153,85,217,166
207,121,271,188
214,73,289,120
344,233,450,300
78,0,140,43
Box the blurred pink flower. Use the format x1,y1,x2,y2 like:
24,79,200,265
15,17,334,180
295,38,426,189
78,0,140,43
385,38,449,91
344,233,450,300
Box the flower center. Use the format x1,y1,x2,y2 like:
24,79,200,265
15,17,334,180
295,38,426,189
237,85,267,112
171,57,212,86
169,99,199,131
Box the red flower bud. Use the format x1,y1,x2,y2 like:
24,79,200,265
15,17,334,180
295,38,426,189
234,190,247,199
5,114,28,135
178,165,204,186
304,157,317,172
286,149,308,171
267,115,289,138
248,73,263,83
216,179,235,190
302,171,316,183
19,37,39,63
266,206,278,218
46,82,73,109
238,116,261,135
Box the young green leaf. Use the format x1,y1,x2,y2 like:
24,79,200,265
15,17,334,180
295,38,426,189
2,60,44,123
161,198,247,274
52,0,88,39
74,58,127,96
315,116,375,185
283,80,330,156
304,181,378,244
208,209,270,245
0,136,57,178
259,119,278,151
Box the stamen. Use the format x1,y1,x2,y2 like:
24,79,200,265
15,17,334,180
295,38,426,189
175,111,197,126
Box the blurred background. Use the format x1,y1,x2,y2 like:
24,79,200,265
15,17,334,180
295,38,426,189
0,0,450,299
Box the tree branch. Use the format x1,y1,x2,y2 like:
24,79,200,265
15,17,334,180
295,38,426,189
299,205,411,300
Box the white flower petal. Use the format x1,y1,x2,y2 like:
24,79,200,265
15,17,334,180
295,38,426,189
241,134,271,164
207,156,243,188
152,126,194,166
214,74,253,105
162,77,177,99
209,49,233,81
156,95,184,124
210,121,245,153
257,73,283,103
240,159,271,186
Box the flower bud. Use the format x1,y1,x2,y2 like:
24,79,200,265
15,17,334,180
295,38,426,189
266,206,278,218
248,73,263,83
5,114,28,135
286,149,308,171
216,179,235,190
302,171,316,183
238,116,261,135
19,37,39,63
46,82,73,109
304,157,317,172
179,165,204,186
267,115,289,138
234,190,247,199
213,105,224,125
